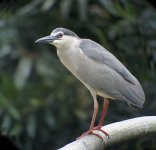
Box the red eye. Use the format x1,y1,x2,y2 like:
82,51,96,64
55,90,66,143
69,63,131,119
58,33,64,38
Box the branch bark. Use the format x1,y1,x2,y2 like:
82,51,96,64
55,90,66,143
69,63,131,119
59,116,156,150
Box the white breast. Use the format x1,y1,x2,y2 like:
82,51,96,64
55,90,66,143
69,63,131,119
56,38,81,73
57,44,94,91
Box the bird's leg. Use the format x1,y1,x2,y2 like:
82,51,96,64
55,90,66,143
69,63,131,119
89,98,99,130
77,98,99,139
98,98,109,127
77,98,109,140
93,98,109,137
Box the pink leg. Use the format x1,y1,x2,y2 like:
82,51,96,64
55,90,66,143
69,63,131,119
89,98,99,130
77,98,99,139
98,98,109,127
93,98,109,137
77,98,109,140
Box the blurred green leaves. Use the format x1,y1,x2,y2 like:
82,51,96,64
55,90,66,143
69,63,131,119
0,0,156,150
14,57,33,89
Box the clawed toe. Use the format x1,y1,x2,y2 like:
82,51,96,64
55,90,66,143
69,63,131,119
77,127,109,140
93,127,110,138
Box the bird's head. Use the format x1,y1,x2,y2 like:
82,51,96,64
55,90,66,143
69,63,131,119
35,28,79,49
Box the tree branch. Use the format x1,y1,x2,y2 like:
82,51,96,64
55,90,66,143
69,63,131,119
59,116,156,150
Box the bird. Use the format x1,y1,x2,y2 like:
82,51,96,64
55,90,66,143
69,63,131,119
35,27,145,139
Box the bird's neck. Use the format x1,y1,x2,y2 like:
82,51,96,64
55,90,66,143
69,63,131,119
56,38,80,73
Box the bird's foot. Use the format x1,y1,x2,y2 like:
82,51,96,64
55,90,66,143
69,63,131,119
93,126,109,138
77,126,109,140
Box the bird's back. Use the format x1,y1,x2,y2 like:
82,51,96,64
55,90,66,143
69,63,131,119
77,39,145,108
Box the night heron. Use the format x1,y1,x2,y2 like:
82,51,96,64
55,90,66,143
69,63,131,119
35,27,145,139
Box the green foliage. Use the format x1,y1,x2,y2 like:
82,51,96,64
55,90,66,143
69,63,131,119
0,0,156,149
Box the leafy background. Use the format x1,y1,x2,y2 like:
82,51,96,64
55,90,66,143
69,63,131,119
0,0,156,149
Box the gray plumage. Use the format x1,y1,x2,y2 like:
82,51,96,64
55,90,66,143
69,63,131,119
79,39,145,108
36,27,145,108
52,28,78,37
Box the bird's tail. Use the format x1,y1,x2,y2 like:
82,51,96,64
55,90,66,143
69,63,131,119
123,81,145,108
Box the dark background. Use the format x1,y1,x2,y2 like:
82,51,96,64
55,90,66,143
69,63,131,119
0,0,156,149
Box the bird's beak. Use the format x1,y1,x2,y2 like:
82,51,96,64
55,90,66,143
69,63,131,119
35,35,58,44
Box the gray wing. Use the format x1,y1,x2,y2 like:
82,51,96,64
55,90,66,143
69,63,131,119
79,39,145,108
80,39,136,85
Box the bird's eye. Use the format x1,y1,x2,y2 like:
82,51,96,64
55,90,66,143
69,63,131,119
58,33,64,39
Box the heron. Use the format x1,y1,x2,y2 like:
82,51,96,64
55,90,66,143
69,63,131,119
35,27,145,139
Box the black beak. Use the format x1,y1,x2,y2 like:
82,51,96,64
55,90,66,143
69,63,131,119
35,35,58,44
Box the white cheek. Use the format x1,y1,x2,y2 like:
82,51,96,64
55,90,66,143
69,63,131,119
52,40,61,46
